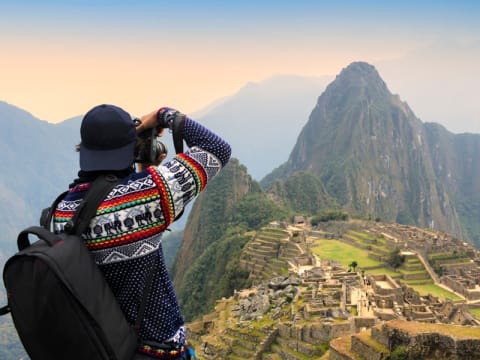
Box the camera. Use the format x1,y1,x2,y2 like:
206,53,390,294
133,120,168,165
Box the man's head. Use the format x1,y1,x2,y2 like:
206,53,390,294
79,104,136,171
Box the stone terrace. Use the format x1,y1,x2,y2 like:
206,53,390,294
239,227,304,284
329,319,480,360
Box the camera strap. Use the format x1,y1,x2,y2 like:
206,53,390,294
172,116,185,154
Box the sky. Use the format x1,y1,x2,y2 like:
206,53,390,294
1,0,479,134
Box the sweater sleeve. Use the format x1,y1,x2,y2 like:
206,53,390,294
182,117,231,166
147,112,231,224
156,107,231,166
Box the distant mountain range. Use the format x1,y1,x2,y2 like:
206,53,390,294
193,74,333,179
0,103,80,257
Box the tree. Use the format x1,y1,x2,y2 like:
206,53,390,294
390,345,408,360
349,261,358,272
387,248,405,270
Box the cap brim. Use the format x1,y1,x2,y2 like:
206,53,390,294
80,141,136,171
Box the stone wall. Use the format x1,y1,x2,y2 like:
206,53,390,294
277,321,352,343
351,317,377,333
350,335,386,360
377,320,480,359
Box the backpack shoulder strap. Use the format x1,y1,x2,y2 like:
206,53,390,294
40,190,69,230
65,174,120,236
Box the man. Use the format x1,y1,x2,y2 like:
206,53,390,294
53,104,231,359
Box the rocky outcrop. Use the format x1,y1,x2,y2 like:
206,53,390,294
330,319,480,360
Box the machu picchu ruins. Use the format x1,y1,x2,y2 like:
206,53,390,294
186,220,480,359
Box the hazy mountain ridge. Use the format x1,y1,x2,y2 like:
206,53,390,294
196,74,333,180
0,101,80,253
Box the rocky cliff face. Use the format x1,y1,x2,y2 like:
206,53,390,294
264,62,477,244
424,123,480,246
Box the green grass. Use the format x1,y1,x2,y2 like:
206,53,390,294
469,308,480,319
311,239,383,269
311,238,462,302
363,267,399,277
355,330,389,354
399,269,429,275
346,230,372,240
401,279,434,286
348,230,386,244
405,258,421,264
428,252,468,263
410,284,462,301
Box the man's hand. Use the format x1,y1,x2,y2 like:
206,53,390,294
135,110,157,134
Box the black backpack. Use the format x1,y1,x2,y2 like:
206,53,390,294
0,175,139,360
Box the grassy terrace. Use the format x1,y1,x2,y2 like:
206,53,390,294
399,268,428,275
410,284,462,301
354,329,389,354
470,308,480,319
310,236,461,300
428,251,471,267
345,231,388,254
363,267,399,277
329,336,365,360
386,319,480,338
311,238,383,269
428,251,469,260
347,230,387,246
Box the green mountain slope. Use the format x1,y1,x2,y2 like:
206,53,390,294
172,159,289,320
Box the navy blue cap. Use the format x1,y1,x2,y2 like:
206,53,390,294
79,104,136,171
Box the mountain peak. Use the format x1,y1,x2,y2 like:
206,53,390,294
331,61,389,94
342,61,378,75
267,61,467,242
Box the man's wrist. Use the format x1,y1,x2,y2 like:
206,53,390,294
157,107,177,129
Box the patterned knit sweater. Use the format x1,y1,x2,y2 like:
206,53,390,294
53,115,231,358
